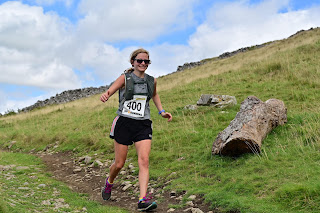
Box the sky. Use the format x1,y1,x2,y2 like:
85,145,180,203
0,0,320,114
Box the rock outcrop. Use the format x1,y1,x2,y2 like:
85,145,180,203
196,94,237,108
20,86,109,112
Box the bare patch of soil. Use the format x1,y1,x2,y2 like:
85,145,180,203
38,152,215,213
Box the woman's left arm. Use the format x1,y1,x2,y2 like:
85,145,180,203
152,78,172,122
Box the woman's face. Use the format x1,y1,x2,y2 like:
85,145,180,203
132,53,149,72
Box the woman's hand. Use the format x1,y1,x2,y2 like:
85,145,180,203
161,112,172,122
100,91,110,103
100,75,125,103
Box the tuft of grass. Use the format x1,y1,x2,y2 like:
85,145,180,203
0,188,9,213
274,181,320,212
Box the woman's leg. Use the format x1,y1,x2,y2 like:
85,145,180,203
109,140,129,183
135,139,152,198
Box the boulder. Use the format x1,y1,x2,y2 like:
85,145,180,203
197,94,237,108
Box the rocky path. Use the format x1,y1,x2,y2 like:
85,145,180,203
38,152,214,213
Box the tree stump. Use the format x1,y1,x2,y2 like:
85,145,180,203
212,96,287,156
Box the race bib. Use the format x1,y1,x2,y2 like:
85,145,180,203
122,95,147,118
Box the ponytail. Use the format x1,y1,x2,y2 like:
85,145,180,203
124,67,134,73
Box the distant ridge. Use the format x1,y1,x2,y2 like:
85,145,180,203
20,86,108,113
19,27,317,113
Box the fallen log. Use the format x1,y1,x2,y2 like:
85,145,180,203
212,96,287,156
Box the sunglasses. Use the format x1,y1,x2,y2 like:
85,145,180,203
134,59,151,64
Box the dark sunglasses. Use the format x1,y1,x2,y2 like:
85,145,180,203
134,59,151,64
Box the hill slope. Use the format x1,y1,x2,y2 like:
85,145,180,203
1,28,320,212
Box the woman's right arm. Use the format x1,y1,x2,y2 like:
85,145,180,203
100,74,125,103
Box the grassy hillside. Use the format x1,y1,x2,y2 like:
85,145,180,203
1,28,320,212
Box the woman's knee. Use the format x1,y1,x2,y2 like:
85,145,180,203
138,156,149,168
114,160,125,170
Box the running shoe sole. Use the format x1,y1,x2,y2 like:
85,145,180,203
138,202,157,212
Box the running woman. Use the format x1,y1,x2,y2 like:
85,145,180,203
100,48,172,211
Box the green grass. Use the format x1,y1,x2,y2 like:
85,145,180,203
1,28,320,212
0,151,128,213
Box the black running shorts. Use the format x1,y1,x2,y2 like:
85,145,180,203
109,116,153,145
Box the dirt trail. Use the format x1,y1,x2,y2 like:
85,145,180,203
38,152,213,213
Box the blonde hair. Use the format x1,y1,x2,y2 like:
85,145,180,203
125,48,150,73
130,48,150,64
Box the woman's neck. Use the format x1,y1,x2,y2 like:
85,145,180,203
133,70,145,78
